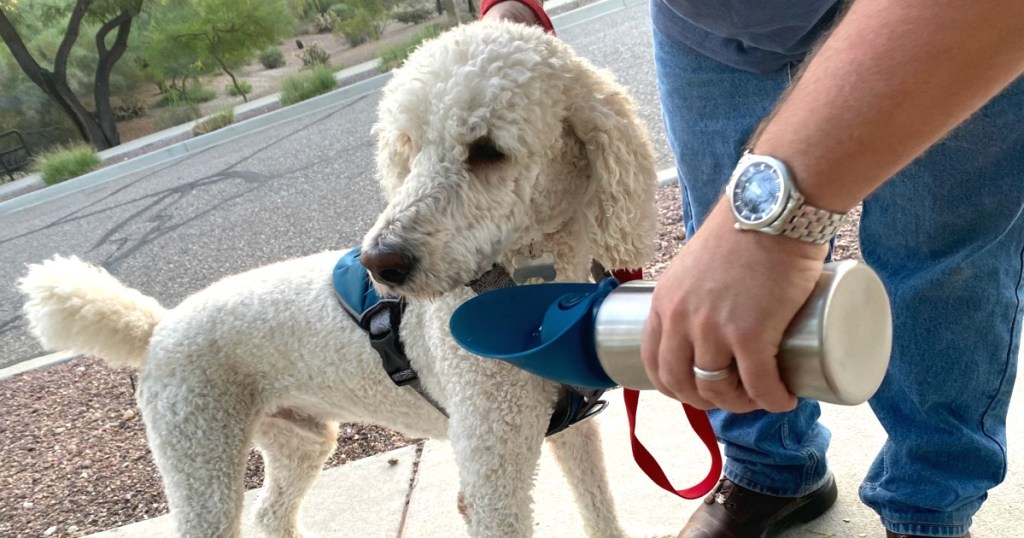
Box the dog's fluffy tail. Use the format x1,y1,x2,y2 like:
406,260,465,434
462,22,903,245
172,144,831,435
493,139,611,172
19,256,166,368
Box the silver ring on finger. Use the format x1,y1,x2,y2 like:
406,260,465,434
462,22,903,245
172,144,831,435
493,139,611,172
693,363,736,381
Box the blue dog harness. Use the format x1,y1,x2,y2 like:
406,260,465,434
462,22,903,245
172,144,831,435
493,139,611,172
332,247,607,436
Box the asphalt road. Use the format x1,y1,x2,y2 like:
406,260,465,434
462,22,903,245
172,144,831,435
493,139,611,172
0,2,673,368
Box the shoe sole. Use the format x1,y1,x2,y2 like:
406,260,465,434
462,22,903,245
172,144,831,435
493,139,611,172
765,474,839,538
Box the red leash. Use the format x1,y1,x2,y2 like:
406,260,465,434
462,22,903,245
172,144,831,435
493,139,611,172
614,268,722,499
624,389,723,499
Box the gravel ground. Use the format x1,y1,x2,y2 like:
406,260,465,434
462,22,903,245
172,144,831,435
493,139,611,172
0,183,862,537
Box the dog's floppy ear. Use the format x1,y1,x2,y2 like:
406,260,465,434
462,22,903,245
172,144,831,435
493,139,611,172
372,121,416,198
564,57,657,272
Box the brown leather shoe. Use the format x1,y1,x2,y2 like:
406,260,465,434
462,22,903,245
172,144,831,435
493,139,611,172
677,473,838,538
884,528,970,532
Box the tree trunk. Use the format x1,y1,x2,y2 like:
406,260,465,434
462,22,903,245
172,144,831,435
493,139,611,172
467,0,476,17
442,0,461,24
0,1,129,150
94,7,139,148
435,0,443,15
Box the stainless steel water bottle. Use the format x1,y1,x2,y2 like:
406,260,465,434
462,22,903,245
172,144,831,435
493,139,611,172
593,260,892,405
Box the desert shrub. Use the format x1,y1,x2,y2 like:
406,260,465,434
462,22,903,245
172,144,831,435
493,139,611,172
312,12,335,32
113,97,148,121
34,144,101,185
158,83,217,106
259,47,286,69
327,3,355,20
391,3,434,25
192,108,235,135
335,1,388,46
154,102,203,130
299,42,331,69
379,24,441,71
227,80,253,97
280,66,337,106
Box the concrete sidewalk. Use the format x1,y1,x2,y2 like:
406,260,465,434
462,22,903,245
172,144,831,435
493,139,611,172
88,367,1022,537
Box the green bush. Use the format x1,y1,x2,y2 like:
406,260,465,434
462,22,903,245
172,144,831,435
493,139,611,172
35,145,102,185
192,108,235,136
299,43,332,70
379,24,441,71
154,102,203,130
391,3,434,25
259,47,286,69
328,3,355,20
280,66,337,106
158,83,217,107
336,3,388,46
227,80,253,97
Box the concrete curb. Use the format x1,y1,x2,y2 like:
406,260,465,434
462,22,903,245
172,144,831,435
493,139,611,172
0,351,77,381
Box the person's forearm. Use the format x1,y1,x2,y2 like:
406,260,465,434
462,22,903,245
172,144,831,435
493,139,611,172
752,0,1024,213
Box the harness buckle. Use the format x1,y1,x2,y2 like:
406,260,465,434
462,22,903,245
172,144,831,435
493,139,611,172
546,387,609,436
370,329,418,387
362,299,419,387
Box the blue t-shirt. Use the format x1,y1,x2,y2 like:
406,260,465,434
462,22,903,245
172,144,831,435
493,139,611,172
653,0,841,74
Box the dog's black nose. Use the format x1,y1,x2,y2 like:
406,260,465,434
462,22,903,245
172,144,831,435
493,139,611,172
361,246,416,287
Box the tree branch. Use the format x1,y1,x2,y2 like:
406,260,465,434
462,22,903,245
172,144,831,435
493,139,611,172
95,6,133,55
0,9,47,87
54,0,95,83
94,6,138,146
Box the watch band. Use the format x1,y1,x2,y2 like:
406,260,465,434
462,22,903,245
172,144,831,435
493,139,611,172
775,199,846,244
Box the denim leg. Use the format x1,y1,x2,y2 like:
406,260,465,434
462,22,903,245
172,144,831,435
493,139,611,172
857,76,1024,537
653,25,832,497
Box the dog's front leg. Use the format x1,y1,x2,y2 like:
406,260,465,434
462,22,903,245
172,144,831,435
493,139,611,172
447,364,553,538
547,418,631,538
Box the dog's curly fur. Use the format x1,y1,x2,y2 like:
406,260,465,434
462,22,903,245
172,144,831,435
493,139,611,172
19,21,657,538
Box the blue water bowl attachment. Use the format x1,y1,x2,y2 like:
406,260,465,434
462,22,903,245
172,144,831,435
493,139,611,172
450,278,620,389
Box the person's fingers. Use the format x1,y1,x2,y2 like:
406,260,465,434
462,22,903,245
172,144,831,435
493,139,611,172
732,335,797,412
655,336,700,406
642,312,715,408
692,337,756,413
640,312,667,393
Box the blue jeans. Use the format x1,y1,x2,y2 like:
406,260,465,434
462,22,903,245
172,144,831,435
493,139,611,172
653,25,1024,537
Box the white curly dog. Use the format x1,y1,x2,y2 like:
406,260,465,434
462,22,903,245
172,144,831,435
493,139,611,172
20,21,657,538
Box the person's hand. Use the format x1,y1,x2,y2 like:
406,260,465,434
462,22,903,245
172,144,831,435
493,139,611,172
481,1,540,26
641,199,828,413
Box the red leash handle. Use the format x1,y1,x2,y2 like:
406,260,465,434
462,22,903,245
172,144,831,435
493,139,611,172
624,389,723,499
479,0,556,34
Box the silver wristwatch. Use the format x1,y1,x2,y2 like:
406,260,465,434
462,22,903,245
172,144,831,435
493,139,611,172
726,153,846,244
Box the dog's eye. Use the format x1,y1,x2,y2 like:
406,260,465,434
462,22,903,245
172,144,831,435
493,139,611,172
466,138,505,166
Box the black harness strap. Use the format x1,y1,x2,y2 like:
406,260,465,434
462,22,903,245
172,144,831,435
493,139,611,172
343,295,450,418
546,386,608,436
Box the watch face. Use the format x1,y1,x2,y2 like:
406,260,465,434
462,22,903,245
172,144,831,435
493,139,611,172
732,161,785,224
